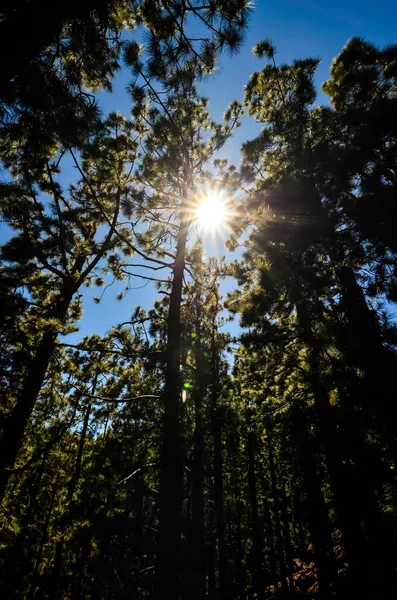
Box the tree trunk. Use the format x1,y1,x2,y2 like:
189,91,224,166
266,425,289,599
210,325,227,598
234,508,247,600
247,429,266,600
187,335,206,600
336,265,397,458
28,475,59,600
50,389,93,598
0,454,48,598
0,287,74,502
260,465,280,599
207,509,217,599
152,210,189,599
334,266,397,596
279,486,295,596
291,401,337,599
295,302,374,599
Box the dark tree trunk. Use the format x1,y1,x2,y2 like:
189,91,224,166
266,426,289,599
334,266,397,596
260,466,280,599
0,287,74,502
279,487,295,596
234,510,247,600
207,509,217,599
28,476,59,599
337,265,397,458
0,454,48,598
186,337,206,600
291,401,337,599
295,302,375,599
50,391,93,598
210,326,227,598
247,429,266,600
152,213,188,599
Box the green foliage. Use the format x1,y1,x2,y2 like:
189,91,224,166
1,12,397,600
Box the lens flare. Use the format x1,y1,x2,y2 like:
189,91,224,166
195,192,228,230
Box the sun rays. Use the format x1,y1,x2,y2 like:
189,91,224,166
194,190,231,233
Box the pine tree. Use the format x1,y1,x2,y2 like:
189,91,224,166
3,21,397,600
123,72,241,595
0,0,251,176
234,39,397,598
0,113,138,501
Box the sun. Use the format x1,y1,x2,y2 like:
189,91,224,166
195,192,228,230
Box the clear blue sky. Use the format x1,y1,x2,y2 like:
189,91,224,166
63,0,397,341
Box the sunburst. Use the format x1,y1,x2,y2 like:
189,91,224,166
195,191,229,230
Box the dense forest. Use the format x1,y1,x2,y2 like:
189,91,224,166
1,1,397,599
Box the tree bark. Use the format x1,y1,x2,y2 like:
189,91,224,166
336,264,397,458
207,508,217,599
259,465,280,599
186,333,206,600
296,302,374,599
50,381,94,598
28,476,59,600
291,401,337,599
265,425,289,599
247,429,266,599
210,324,227,598
152,209,189,599
0,286,74,502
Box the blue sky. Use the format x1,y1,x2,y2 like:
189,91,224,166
34,0,397,341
